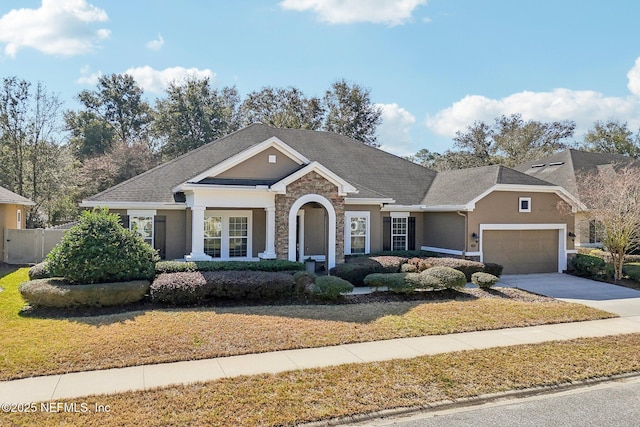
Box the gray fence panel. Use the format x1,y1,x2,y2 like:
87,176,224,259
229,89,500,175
4,228,67,264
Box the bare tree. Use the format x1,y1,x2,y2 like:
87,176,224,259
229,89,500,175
579,164,640,280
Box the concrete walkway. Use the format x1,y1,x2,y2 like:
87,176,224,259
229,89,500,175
2,274,640,404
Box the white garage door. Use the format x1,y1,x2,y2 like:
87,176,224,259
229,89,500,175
483,229,559,274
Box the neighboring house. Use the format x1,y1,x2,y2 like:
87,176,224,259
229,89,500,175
0,185,34,262
82,124,581,274
514,149,637,249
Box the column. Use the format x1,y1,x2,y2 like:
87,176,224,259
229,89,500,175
261,207,277,259
185,206,211,261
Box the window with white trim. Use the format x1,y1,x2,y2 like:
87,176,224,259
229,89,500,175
16,209,21,229
391,216,408,251
345,211,370,255
205,210,252,259
128,210,155,246
519,197,531,213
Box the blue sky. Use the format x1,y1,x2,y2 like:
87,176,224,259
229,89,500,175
1,0,640,156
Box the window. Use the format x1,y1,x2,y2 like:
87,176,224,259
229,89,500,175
204,210,252,259
519,197,531,213
589,220,604,244
128,210,156,246
392,217,408,251
345,211,370,255
16,210,21,229
204,216,222,257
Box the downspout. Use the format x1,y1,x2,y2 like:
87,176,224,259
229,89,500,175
457,211,467,257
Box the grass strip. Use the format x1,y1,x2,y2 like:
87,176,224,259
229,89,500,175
5,334,640,426
1,268,614,380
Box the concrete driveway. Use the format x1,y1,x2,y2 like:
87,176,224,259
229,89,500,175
498,273,640,317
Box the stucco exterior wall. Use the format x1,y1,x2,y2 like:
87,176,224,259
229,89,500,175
468,191,575,251
274,171,345,263
217,147,301,180
423,212,466,252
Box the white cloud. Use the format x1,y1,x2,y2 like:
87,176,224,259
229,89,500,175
0,0,109,57
427,89,640,139
123,66,216,93
376,103,417,156
76,65,102,85
627,57,640,97
279,0,427,26
146,34,165,51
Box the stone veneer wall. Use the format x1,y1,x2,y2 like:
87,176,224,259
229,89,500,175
274,170,345,264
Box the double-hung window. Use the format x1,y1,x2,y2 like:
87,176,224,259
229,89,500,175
345,211,370,255
391,214,408,251
204,210,252,259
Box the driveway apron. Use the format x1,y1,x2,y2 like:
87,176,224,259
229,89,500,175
499,273,640,317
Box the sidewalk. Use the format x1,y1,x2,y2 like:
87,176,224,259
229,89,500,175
2,315,640,404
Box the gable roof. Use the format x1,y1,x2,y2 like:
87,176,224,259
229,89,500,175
421,164,558,208
0,186,34,206
513,149,637,199
85,123,437,206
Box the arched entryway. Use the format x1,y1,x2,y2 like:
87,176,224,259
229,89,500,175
288,194,336,269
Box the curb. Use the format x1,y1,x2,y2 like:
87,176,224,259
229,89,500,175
299,371,640,426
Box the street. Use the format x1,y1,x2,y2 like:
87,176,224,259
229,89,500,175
349,376,640,427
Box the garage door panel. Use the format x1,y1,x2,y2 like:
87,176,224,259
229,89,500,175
484,230,558,274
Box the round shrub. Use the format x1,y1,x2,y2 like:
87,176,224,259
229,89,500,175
19,279,150,308
312,276,354,300
421,266,467,290
28,261,51,280
471,272,499,289
400,263,418,273
570,254,606,277
293,271,317,293
47,209,159,284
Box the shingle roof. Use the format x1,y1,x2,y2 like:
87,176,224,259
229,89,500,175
0,186,34,205
421,164,555,207
86,124,437,205
513,149,637,199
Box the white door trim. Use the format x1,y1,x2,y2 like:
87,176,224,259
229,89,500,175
288,194,336,269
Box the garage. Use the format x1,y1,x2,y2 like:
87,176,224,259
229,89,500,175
482,229,559,274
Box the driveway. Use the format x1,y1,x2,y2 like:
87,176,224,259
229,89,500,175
499,273,640,317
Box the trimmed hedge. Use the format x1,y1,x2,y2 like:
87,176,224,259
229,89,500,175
155,261,198,274
471,272,499,289
483,262,504,277
329,256,405,286
150,271,296,305
28,262,51,280
421,266,467,290
570,254,606,277
193,260,304,272
292,271,317,293
312,276,354,300
19,279,150,308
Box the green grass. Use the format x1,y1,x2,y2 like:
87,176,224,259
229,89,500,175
6,334,640,426
1,268,615,381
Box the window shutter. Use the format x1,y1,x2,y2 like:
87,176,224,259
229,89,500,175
120,215,129,229
408,216,416,250
383,217,391,251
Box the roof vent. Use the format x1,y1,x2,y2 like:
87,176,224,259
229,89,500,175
549,161,565,166
531,164,545,168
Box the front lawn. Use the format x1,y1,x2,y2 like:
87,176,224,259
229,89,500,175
1,268,614,380
6,334,640,427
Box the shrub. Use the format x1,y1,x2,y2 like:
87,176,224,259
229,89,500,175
364,272,421,294
150,271,296,304
312,276,354,300
348,249,437,258
193,260,304,272
483,262,504,277
471,272,499,289
368,256,407,272
427,258,485,281
47,209,158,284
570,254,606,277
155,261,197,274
150,272,209,305
330,256,401,286
28,261,51,280
400,263,418,273
421,266,467,290
19,279,149,308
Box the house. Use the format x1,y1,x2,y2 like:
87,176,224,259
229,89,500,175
0,185,34,262
82,124,581,274
514,149,638,249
